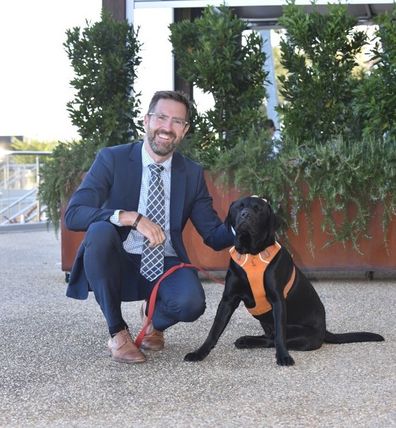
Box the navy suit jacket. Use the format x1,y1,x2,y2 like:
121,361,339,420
65,141,234,300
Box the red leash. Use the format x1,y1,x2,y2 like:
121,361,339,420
135,263,224,348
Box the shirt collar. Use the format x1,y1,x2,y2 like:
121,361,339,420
142,143,172,172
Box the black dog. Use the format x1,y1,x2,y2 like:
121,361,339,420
185,196,384,366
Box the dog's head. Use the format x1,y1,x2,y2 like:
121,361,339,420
226,196,280,255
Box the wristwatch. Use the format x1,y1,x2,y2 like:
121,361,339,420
131,213,143,230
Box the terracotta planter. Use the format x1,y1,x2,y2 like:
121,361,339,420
61,172,396,275
61,208,85,274
285,199,396,273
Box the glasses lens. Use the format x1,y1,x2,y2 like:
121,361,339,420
150,113,187,129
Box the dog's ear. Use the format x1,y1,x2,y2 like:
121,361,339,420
274,213,282,231
262,199,282,235
225,200,237,232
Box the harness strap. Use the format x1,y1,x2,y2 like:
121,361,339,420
230,243,296,316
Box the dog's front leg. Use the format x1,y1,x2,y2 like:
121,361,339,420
271,300,295,366
184,296,240,362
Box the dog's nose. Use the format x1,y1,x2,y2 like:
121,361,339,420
240,209,250,219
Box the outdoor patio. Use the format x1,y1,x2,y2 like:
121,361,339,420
0,227,395,427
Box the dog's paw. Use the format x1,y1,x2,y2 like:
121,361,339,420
276,354,295,366
184,351,205,362
234,336,251,349
235,335,271,349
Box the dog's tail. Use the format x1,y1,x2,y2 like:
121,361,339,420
324,330,384,344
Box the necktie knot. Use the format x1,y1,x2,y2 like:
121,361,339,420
149,163,164,177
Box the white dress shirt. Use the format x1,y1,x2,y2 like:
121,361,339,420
110,144,177,256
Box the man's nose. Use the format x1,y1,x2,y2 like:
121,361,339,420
161,117,174,130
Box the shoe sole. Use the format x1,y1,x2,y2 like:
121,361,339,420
109,350,146,364
110,355,146,364
140,343,164,352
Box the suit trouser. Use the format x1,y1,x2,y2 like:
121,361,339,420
82,221,206,335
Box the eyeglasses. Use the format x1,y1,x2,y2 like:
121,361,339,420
148,113,189,129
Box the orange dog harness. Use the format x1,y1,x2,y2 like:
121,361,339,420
229,242,296,316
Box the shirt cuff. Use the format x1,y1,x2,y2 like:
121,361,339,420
109,209,123,227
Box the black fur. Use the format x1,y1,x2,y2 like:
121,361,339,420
185,196,384,366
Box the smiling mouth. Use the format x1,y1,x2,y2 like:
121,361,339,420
156,130,175,141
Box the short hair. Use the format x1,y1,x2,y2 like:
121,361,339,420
264,119,275,129
147,90,191,121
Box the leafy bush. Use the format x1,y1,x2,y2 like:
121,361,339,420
213,2,396,251
39,141,87,228
39,11,143,229
170,5,268,168
278,1,367,143
219,134,396,251
353,5,396,140
64,10,143,147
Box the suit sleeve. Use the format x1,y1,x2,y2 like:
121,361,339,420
189,168,235,251
64,148,116,231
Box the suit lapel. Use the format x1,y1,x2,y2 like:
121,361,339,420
125,141,143,211
170,152,186,229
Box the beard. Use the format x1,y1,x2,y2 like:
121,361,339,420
146,126,181,157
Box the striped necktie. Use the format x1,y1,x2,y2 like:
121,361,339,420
140,163,165,281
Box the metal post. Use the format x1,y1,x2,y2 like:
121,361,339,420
260,29,280,129
36,155,41,221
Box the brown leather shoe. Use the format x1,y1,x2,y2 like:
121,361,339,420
108,329,146,364
140,302,165,351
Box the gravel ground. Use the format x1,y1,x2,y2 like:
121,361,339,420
0,228,395,428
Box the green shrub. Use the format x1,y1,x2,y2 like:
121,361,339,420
170,5,268,169
353,5,396,140
278,1,367,143
39,11,143,230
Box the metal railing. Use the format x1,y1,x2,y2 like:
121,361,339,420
0,150,51,226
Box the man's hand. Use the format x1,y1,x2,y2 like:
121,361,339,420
119,211,165,247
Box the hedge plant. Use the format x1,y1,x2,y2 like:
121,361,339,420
353,5,396,141
170,5,269,169
209,2,396,252
39,11,143,229
278,1,367,143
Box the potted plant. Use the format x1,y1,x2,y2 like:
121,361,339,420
170,2,396,274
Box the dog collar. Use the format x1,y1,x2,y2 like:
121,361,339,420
229,241,281,267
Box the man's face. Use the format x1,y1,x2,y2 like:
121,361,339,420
144,99,190,159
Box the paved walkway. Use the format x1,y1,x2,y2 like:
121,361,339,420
1,229,395,427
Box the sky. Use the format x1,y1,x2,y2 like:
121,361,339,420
0,0,173,141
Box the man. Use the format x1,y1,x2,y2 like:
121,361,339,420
264,118,282,156
65,90,234,364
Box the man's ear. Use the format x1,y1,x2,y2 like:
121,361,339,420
182,123,190,139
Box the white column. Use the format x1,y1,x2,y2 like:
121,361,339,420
126,0,134,24
260,29,280,129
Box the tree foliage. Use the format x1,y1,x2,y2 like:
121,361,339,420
65,10,143,153
278,1,367,143
39,11,143,229
170,5,268,168
353,6,396,140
